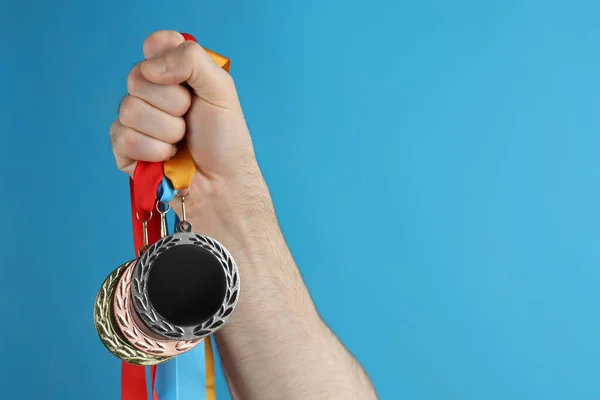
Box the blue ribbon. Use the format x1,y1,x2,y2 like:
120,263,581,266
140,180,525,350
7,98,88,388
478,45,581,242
157,177,178,204
154,176,207,400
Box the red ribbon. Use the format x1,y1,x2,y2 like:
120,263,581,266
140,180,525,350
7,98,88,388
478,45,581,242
124,161,164,400
133,161,164,217
181,32,196,42
121,33,203,400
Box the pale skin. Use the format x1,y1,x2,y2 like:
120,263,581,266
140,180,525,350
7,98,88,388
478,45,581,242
110,30,377,400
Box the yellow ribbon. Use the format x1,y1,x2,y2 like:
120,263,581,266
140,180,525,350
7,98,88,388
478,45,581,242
206,50,231,73
205,336,216,399
163,48,230,400
163,143,195,190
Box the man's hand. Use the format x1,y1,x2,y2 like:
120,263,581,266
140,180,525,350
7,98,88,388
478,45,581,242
111,30,251,176
110,30,377,400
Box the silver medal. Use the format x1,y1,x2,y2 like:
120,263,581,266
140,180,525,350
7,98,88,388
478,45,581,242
131,196,240,341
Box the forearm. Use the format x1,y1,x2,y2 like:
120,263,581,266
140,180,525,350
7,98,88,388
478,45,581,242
188,178,377,400
216,258,376,400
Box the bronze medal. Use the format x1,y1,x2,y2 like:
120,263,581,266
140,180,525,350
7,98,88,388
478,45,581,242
94,260,173,365
112,207,203,356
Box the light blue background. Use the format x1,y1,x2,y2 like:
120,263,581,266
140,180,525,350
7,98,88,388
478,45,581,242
1,0,599,399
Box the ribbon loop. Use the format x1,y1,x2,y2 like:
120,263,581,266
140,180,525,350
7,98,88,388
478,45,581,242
164,145,196,191
133,161,164,214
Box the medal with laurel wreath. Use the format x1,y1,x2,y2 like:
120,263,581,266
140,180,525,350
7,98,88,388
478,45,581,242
94,260,173,365
131,216,240,341
113,260,202,356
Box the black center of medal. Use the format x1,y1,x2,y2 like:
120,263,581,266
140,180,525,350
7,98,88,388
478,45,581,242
147,244,227,326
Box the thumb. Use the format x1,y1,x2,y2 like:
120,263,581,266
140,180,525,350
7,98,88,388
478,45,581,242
139,40,239,110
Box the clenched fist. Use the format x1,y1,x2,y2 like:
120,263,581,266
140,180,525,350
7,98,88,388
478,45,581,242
110,30,272,254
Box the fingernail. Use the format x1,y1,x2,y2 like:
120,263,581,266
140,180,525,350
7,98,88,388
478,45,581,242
143,56,167,75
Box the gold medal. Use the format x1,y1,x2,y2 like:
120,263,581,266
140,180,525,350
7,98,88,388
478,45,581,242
94,260,173,365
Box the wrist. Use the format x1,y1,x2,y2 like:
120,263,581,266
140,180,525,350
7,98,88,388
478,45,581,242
181,170,320,328
182,170,280,271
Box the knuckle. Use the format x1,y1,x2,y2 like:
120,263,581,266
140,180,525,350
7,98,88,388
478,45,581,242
180,39,200,54
126,65,143,95
166,85,193,117
181,41,203,66
118,128,139,156
109,121,120,149
109,120,119,139
118,95,142,126
142,31,165,58
117,94,127,115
